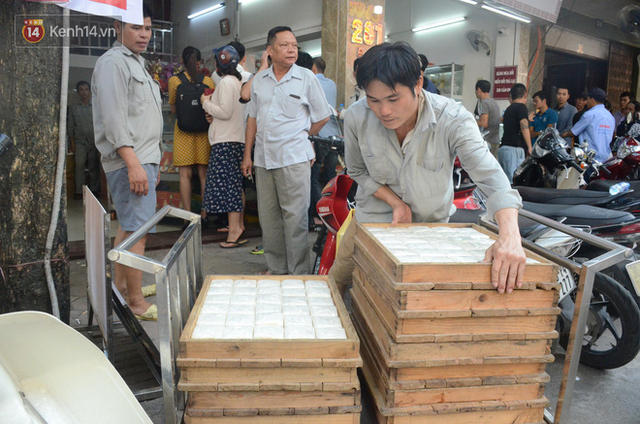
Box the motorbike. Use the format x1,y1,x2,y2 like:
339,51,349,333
588,135,640,181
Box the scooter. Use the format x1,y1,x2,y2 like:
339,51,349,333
588,135,640,181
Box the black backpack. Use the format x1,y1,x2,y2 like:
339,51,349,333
175,72,209,133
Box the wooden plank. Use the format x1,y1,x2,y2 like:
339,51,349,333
393,384,542,407
185,413,361,423
180,366,356,385
354,223,558,284
179,275,360,361
351,288,552,363
188,390,358,410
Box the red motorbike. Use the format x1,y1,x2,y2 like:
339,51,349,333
590,135,640,180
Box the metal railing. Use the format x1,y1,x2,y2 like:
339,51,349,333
480,209,634,424
108,206,202,424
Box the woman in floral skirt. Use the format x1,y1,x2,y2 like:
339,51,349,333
201,45,246,248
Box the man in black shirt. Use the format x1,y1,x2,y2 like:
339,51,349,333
498,83,532,183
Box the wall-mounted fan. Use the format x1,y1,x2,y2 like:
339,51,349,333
465,30,491,56
618,5,640,44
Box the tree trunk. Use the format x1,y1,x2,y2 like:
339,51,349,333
0,1,70,323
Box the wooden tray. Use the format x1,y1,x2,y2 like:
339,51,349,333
355,223,558,284
185,409,361,424
187,388,360,410
352,274,559,339
353,241,559,311
360,326,548,409
351,288,554,364
179,275,360,361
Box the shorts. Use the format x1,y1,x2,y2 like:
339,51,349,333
106,164,158,232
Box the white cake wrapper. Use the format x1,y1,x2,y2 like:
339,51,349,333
201,302,230,314
222,325,254,339
281,288,306,297
207,286,233,296
282,305,310,315
281,279,305,289
254,325,284,339
306,287,332,298
192,325,224,339
304,280,329,289
307,296,334,306
233,286,258,296
256,303,282,314
257,293,282,305
256,312,284,326
210,279,234,287
284,315,313,327
285,325,316,339
312,316,343,328
228,304,255,315
200,303,231,314
197,313,227,326
282,297,307,306
230,295,256,305
315,327,347,339
257,280,281,288
205,294,231,305
234,279,257,288
310,305,338,317
257,285,281,295
226,313,255,326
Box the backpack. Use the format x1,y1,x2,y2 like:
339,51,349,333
175,72,209,133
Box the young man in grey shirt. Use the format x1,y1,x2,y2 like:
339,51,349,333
329,43,525,297
474,79,501,158
92,4,162,320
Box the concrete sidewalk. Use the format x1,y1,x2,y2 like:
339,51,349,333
68,231,640,424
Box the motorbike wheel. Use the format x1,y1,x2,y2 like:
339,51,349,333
608,261,640,310
559,272,640,369
312,227,327,275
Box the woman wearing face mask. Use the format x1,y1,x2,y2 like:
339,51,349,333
617,100,640,137
201,46,247,248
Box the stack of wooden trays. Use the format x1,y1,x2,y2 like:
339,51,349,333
351,223,560,424
178,275,362,424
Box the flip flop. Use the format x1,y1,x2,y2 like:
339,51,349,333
221,239,248,248
250,245,264,255
134,304,158,321
141,284,156,297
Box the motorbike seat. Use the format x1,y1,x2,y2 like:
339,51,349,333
587,180,640,199
515,186,627,206
523,201,635,227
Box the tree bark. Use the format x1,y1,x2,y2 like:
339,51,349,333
0,1,70,322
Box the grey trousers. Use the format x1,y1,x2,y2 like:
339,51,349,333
255,163,311,275
75,140,101,194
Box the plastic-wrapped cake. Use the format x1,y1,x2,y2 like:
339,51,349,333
192,278,347,340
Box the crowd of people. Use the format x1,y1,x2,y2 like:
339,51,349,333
83,4,636,320
471,79,636,183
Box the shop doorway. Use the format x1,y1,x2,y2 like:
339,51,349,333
543,49,608,108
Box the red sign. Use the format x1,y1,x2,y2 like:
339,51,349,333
492,66,518,100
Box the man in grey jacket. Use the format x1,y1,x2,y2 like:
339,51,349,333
92,4,162,320
329,42,525,296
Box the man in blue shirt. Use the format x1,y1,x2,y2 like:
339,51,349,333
418,54,439,94
563,88,615,162
529,91,558,144
554,87,577,144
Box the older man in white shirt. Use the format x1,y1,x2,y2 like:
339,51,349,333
242,26,331,275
